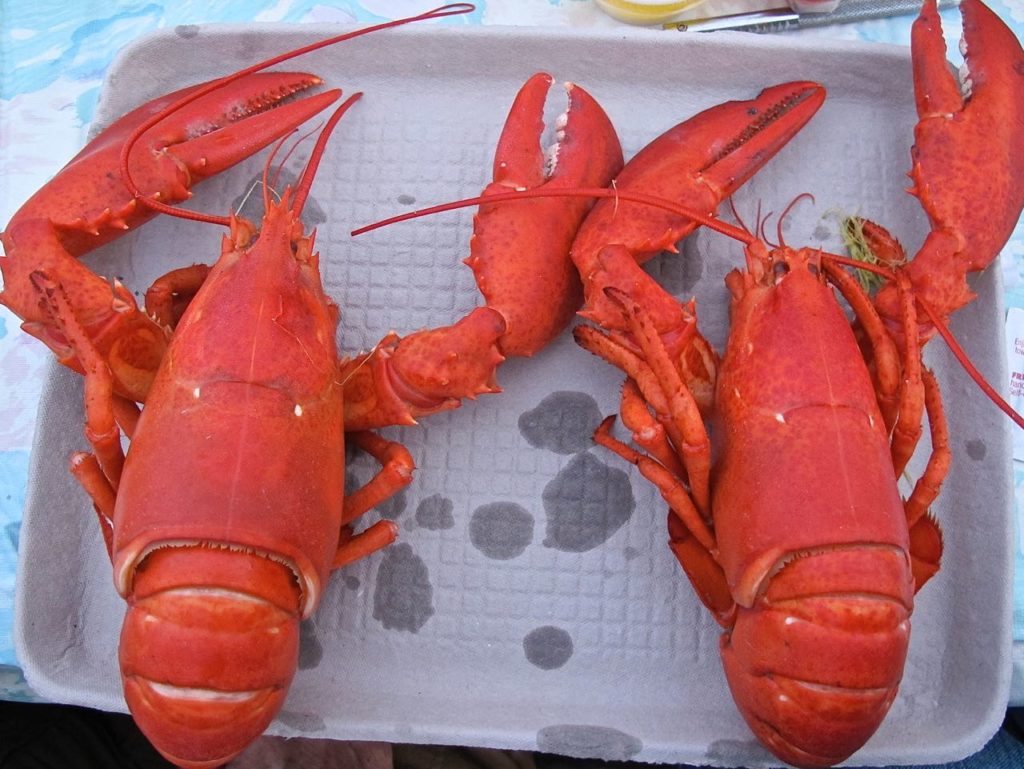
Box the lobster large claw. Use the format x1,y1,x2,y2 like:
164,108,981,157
0,72,342,402
875,0,1024,328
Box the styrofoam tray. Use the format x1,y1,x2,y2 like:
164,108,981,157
14,20,1013,767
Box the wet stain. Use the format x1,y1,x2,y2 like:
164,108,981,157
373,543,434,632
469,502,534,560
966,439,987,461
344,575,361,590
397,194,416,205
536,725,642,760
277,710,326,732
523,626,574,670
623,546,642,561
174,24,200,38
543,453,635,553
377,487,408,520
812,222,833,241
416,494,455,530
297,619,322,670
518,391,603,455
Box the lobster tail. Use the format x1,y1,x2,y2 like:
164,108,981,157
719,548,914,768
119,547,303,768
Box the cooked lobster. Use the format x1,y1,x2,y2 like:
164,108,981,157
0,5,625,767
571,0,1021,765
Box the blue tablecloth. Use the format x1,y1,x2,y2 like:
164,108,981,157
2,0,1023,723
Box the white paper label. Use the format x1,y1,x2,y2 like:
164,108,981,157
1004,307,1024,462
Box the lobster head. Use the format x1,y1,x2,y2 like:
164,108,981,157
118,546,304,768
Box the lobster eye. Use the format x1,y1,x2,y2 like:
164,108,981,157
772,261,790,280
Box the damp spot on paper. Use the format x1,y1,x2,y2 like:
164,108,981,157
543,453,635,552
416,494,455,530
297,620,323,670
397,194,416,205
623,546,642,561
536,725,642,760
469,502,534,560
518,391,603,455
344,575,361,590
277,711,326,733
174,24,199,38
812,222,833,241
966,439,987,461
523,626,574,670
373,543,434,632
377,487,408,520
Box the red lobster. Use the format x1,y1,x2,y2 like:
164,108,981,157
357,0,1022,765
569,0,1022,766
0,5,624,768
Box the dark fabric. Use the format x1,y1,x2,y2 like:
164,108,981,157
0,701,173,769
3,701,1024,769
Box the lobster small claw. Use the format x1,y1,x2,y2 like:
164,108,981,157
876,0,1024,327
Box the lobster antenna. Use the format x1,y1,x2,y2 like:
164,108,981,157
351,187,757,245
270,122,325,195
917,296,1024,430
119,3,476,226
292,92,363,217
726,197,753,238
262,132,298,213
353,186,1024,431
776,192,815,248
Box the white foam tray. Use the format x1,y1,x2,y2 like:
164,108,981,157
14,20,1013,767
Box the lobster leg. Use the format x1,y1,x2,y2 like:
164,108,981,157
604,288,712,515
333,521,400,570
29,271,126,490
618,378,687,481
342,431,416,524
593,418,734,623
144,264,213,329
903,368,948,591
69,452,117,561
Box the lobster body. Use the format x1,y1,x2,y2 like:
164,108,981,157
113,206,344,607
109,197,351,767
711,248,915,766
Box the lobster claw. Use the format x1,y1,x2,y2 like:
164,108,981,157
572,80,826,335
1,71,341,402
879,0,1024,324
466,72,624,357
